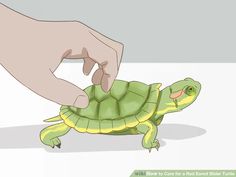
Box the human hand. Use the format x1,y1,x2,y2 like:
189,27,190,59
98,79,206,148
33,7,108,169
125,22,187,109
0,4,124,108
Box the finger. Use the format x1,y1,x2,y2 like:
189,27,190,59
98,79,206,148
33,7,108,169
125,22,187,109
29,70,89,108
101,73,111,92
116,45,124,70
101,62,117,92
87,37,118,92
83,58,96,75
92,67,103,85
88,29,124,69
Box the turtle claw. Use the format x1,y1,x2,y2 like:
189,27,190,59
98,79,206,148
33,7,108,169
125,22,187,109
148,147,159,153
44,138,61,149
155,140,160,151
56,143,61,149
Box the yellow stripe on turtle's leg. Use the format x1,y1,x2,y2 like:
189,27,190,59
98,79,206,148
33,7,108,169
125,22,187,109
40,122,71,148
136,120,160,151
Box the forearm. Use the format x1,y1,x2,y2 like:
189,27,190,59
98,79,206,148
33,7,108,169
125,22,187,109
0,3,35,23
0,3,37,64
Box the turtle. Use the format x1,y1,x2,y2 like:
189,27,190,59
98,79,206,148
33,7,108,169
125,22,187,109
40,77,201,151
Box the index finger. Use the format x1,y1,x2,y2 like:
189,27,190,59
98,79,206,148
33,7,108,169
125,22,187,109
101,59,118,92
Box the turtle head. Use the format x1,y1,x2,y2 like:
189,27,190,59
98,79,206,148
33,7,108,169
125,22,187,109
157,78,201,115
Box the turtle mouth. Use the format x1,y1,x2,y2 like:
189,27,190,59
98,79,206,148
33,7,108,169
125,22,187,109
173,99,178,108
169,87,179,108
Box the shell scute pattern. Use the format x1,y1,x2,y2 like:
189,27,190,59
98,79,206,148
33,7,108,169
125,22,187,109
60,80,160,133
99,97,119,119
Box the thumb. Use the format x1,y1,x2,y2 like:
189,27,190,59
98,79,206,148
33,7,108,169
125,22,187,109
28,70,89,108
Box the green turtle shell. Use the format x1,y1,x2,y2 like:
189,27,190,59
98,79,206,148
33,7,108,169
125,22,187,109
59,80,161,134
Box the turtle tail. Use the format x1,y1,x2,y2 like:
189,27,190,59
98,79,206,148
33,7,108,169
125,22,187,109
44,115,62,122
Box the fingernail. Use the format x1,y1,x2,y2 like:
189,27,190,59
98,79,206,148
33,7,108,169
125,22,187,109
102,83,109,92
73,95,89,108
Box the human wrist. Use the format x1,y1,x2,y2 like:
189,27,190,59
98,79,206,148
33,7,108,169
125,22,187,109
0,3,38,64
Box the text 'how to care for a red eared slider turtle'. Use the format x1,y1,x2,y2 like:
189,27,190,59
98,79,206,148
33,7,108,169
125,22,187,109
40,78,201,151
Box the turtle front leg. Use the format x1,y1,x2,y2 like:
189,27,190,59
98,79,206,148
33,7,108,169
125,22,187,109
40,123,71,148
137,120,160,152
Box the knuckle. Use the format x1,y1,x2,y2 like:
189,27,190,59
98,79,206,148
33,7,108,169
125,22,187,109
107,48,117,59
115,42,124,55
118,42,124,51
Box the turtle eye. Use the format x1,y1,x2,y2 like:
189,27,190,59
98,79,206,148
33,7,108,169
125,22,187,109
185,86,195,96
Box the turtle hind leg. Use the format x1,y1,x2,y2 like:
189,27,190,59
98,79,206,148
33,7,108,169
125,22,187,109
40,122,71,148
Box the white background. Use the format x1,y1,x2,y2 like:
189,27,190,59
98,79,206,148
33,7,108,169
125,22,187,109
0,63,235,177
